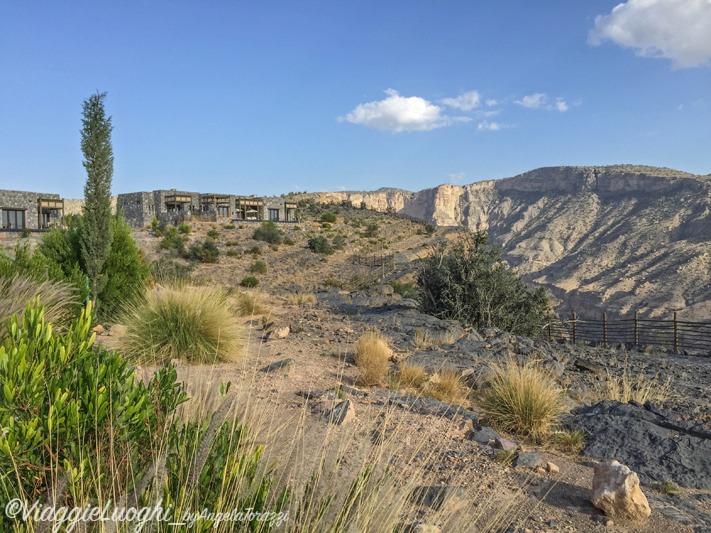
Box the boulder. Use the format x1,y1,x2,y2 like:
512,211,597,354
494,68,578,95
493,438,518,452
592,461,651,522
274,326,290,339
514,452,543,468
469,427,500,444
329,400,355,425
92,324,105,334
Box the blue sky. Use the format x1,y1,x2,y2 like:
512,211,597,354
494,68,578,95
1,0,710,198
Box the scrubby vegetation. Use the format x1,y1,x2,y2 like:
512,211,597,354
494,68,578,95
187,238,220,263
118,286,243,364
250,260,268,273
308,236,335,255
417,231,551,337
354,331,391,386
253,221,284,244
241,275,260,288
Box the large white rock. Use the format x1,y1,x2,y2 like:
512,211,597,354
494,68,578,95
592,461,651,522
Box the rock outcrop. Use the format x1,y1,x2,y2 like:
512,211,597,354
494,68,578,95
315,165,711,320
592,461,652,522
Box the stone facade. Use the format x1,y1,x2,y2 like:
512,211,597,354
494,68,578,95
0,189,63,231
118,190,299,227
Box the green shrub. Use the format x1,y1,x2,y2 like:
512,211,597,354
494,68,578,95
226,249,241,257
424,222,437,235
119,286,243,364
389,280,419,300
293,225,302,231
178,222,191,234
150,257,196,284
19,228,31,238
417,232,551,337
320,211,337,223
187,238,220,263
253,221,283,244
206,229,220,239
226,240,239,246
246,244,262,255
151,216,167,237
332,234,347,250
308,236,334,255
240,276,259,288
364,222,379,237
322,222,332,230
250,260,267,273
223,223,236,229
283,237,295,245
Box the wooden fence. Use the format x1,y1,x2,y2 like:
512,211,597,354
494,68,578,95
547,312,711,356
344,253,397,291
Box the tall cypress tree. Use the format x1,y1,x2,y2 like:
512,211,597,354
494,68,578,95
80,91,114,305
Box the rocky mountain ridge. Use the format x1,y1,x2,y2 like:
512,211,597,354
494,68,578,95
314,165,711,320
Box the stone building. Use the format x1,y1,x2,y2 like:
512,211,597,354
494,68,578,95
118,190,299,227
0,189,64,230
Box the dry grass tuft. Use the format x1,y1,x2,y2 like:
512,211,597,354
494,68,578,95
119,285,244,365
288,292,317,307
234,290,269,316
480,361,565,438
0,275,79,337
354,331,392,386
413,328,458,349
551,428,586,454
423,368,465,404
600,364,672,404
390,362,428,391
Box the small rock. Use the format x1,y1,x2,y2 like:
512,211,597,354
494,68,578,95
92,324,105,334
274,326,290,339
260,358,295,373
457,419,475,434
329,400,355,425
109,324,127,337
546,462,560,473
592,460,651,522
469,427,500,444
493,438,518,452
373,284,395,295
514,452,543,468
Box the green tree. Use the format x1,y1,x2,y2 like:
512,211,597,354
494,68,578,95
417,231,552,337
79,91,114,306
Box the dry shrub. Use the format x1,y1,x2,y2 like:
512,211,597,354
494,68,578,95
390,362,428,391
235,291,269,316
413,328,458,349
423,368,465,404
600,365,672,404
355,331,391,386
0,275,79,337
480,361,565,437
119,285,243,365
288,292,316,307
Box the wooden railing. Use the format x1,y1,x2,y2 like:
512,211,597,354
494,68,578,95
546,312,711,356
344,253,397,291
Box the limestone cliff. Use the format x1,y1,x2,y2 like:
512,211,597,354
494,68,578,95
316,166,711,321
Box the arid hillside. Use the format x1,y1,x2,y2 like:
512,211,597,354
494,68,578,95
314,166,711,321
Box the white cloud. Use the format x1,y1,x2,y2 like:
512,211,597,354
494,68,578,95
477,121,504,131
342,89,470,132
448,171,466,184
589,0,711,68
555,98,569,112
515,92,547,109
441,90,481,111
486,99,498,107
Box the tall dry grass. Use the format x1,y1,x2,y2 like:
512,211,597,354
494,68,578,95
235,290,270,316
118,285,244,365
480,360,565,438
599,360,672,404
354,331,391,386
0,275,78,338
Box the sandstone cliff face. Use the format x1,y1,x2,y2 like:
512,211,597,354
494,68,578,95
318,166,711,321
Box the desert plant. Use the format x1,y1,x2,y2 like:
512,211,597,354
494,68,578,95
354,331,391,386
207,229,220,239
118,286,243,364
480,361,565,437
600,364,672,404
246,244,262,255
178,222,191,234
253,221,284,244
0,275,79,338
19,228,31,238
552,428,586,453
390,362,428,391
150,257,196,284
241,276,260,288
321,222,332,230
494,449,516,466
284,236,295,245
308,236,334,255
223,223,236,229
227,249,241,257
288,292,316,306
423,368,464,403
364,222,379,237
320,211,337,223
235,291,268,316
188,238,220,263
389,280,419,300
250,260,268,273
660,480,680,494
417,231,551,337
332,234,347,250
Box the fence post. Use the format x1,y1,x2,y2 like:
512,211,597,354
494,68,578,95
547,322,552,342
603,313,608,345
572,312,577,345
674,312,679,353
634,311,639,346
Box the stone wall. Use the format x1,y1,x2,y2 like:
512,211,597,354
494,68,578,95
0,190,61,230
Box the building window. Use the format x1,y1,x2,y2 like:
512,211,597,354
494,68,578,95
218,206,230,217
2,209,25,229
268,209,279,221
